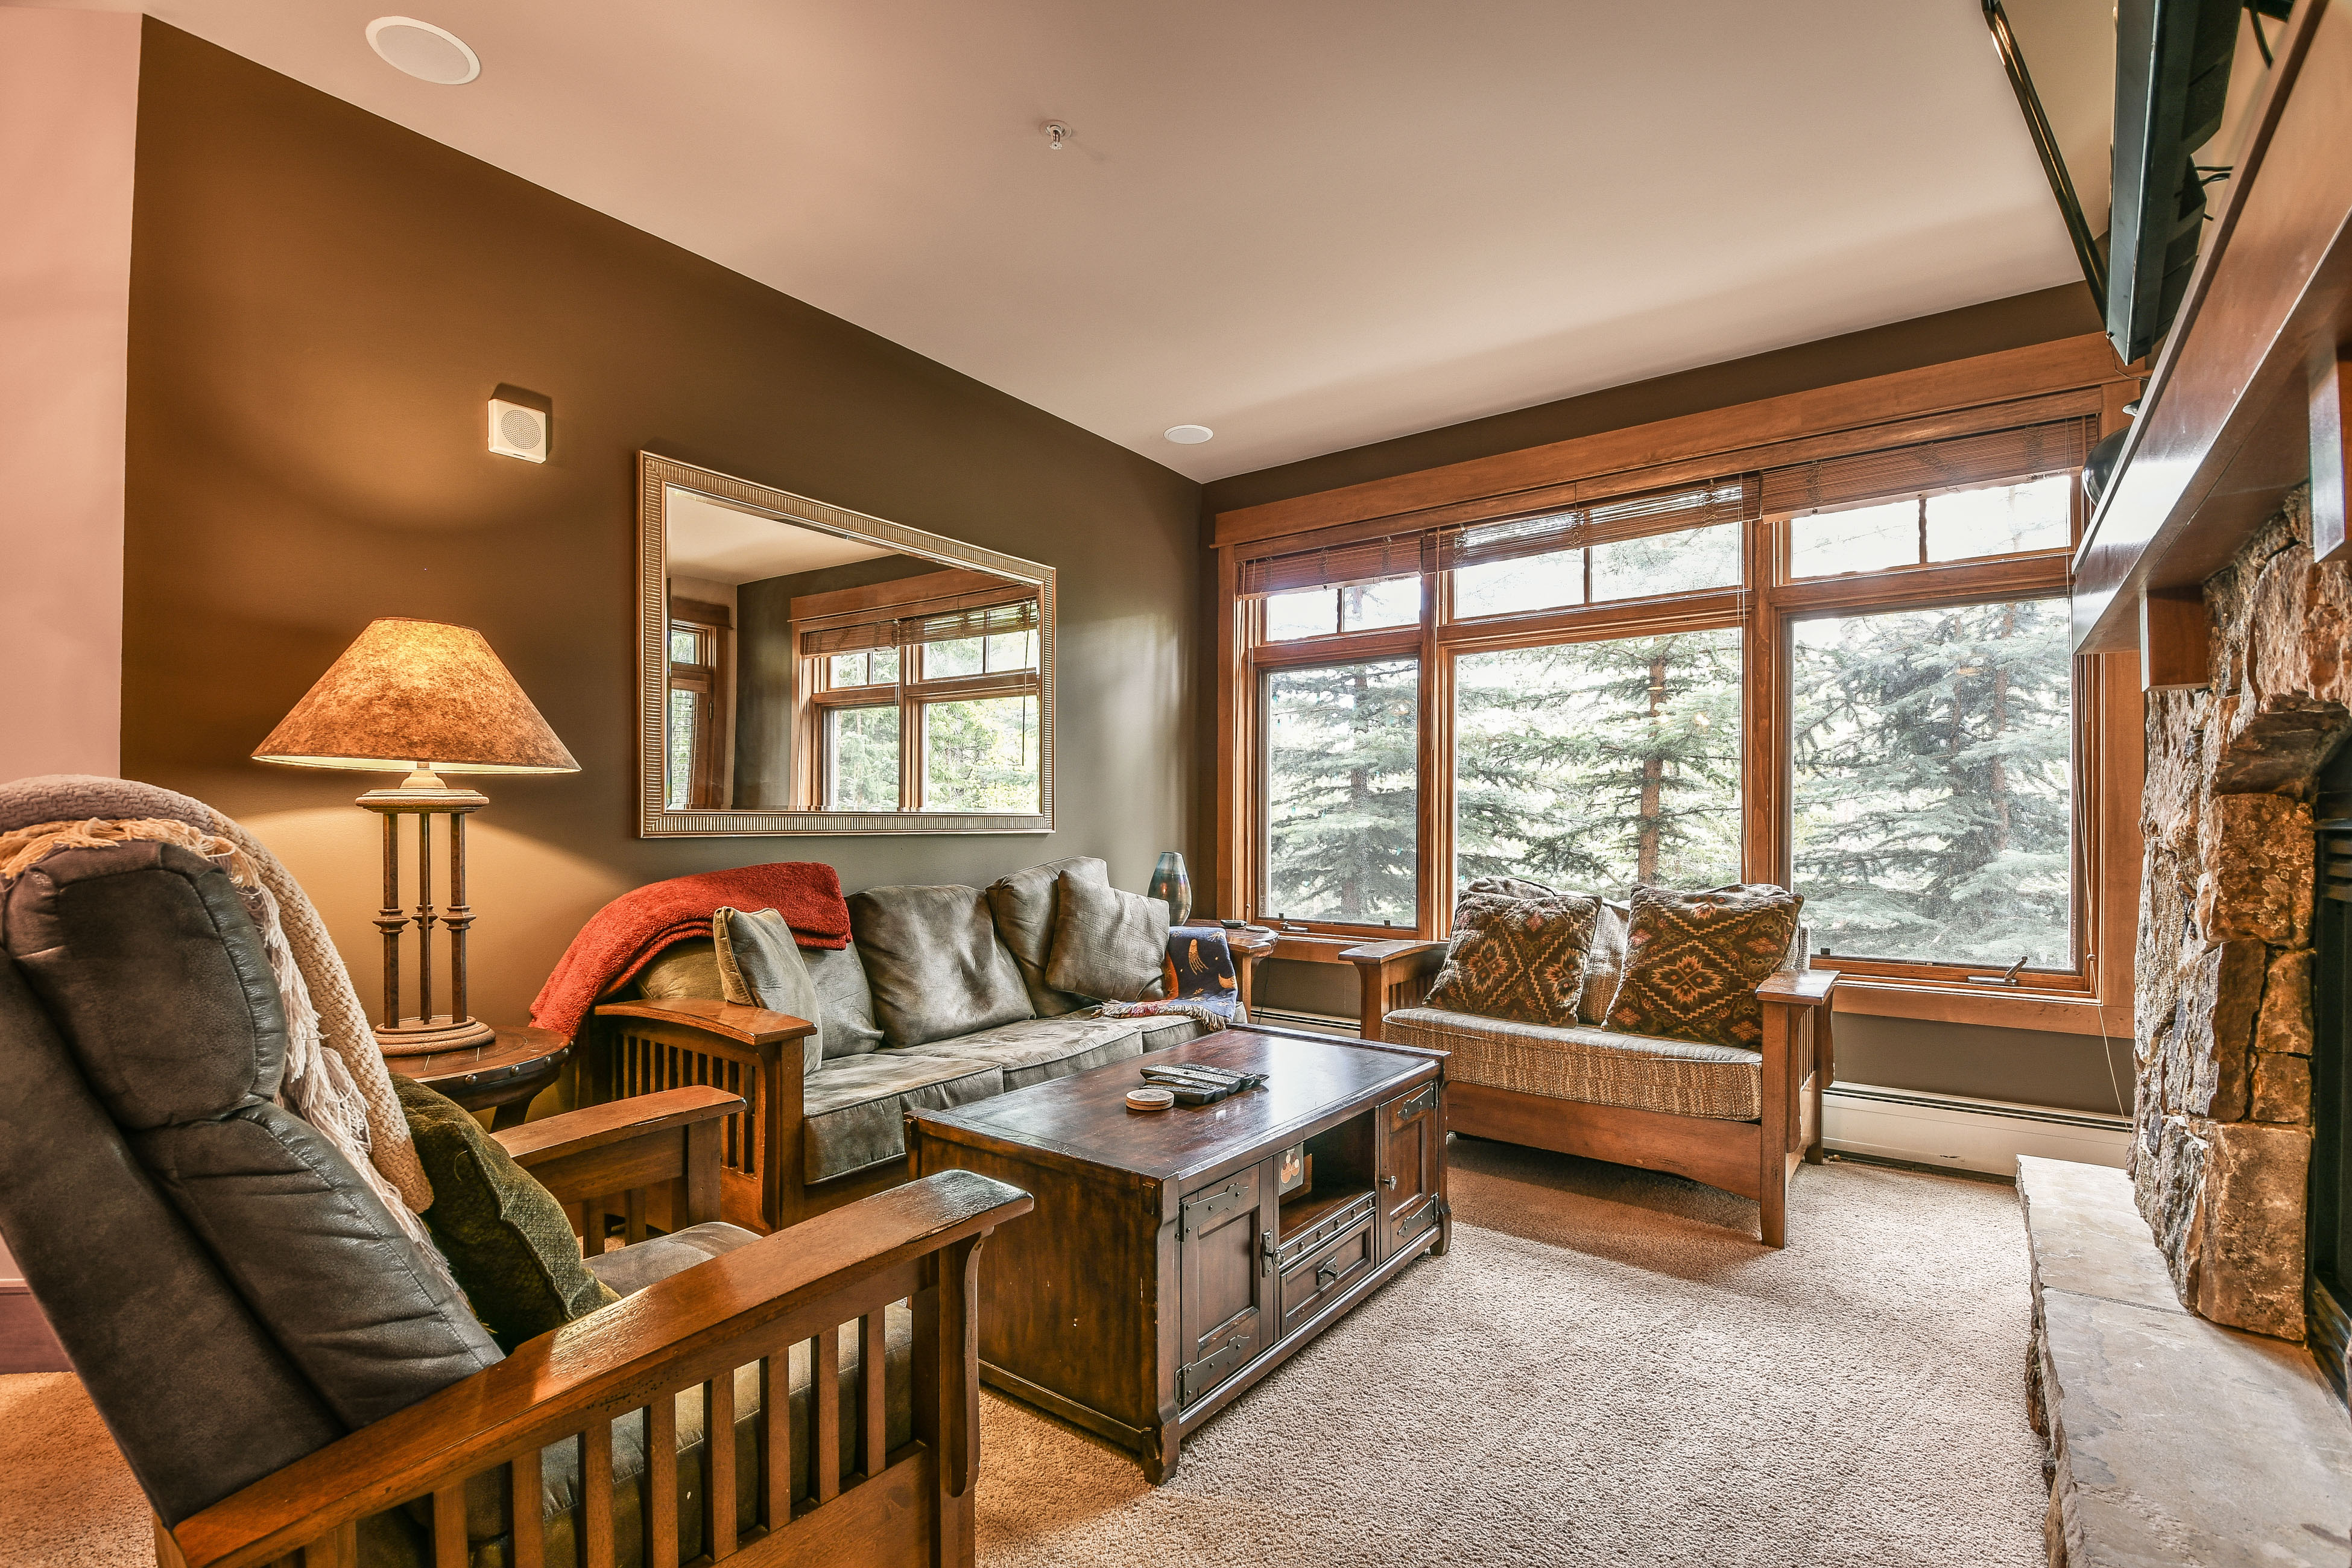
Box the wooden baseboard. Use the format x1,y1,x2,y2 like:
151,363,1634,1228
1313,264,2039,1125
0,1284,68,1374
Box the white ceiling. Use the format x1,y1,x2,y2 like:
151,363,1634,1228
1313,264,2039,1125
665,489,893,585
43,0,2092,482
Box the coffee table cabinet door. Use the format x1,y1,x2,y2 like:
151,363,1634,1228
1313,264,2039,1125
1377,1080,1442,1257
1176,1161,1271,1408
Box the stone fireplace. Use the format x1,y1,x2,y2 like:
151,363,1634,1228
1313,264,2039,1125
2134,484,2342,1341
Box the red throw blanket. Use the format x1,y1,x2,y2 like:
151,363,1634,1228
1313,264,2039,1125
530,862,850,1041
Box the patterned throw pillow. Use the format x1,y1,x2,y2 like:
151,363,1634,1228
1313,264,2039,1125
1606,884,1803,1050
1425,891,1601,1028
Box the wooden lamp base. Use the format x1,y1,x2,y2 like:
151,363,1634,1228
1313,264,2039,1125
376,1014,498,1055
361,771,499,1059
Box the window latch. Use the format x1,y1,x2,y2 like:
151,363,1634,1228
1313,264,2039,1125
1967,955,2032,987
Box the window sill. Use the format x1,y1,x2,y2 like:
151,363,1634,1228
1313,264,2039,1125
1829,975,2125,1037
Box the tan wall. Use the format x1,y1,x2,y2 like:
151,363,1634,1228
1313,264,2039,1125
0,8,142,782
121,22,1203,1029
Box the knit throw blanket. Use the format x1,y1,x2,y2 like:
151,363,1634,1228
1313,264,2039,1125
0,777,435,1251
529,861,851,1043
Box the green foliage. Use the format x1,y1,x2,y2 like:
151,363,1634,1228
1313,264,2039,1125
925,696,1037,812
1791,598,2072,967
1265,657,1419,923
1455,630,1743,891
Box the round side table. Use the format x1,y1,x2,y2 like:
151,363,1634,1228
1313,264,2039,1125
396,1025,571,1130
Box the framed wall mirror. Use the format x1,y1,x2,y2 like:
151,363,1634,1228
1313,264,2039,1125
637,454,1055,836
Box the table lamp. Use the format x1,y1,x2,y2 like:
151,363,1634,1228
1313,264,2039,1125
253,618,578,1055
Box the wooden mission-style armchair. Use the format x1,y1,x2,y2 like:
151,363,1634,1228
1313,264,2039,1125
0,837,1030,1568
1345,935,1835,1247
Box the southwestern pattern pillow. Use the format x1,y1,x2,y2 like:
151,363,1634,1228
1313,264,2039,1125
1607,884,1803,1050
1425,891,1601,1028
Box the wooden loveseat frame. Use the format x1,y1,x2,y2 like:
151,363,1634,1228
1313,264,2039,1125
1343,940,1836,1246
151,1084,1031,1568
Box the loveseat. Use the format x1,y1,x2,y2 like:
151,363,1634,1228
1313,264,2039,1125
1344,879,1836,1246
586,856,1263,1231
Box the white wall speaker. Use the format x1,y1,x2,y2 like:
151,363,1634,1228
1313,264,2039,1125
488,399,548,463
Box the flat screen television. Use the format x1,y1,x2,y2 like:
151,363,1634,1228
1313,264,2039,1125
2106,0,2289,362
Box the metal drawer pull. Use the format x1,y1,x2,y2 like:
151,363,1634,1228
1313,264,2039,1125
1382,1174,1398,1190
1315,1259,1341,1290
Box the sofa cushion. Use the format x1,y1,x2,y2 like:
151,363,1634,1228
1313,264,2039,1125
1424,890,1599,1028
847,884,1032,1048
1045,871,1169,1002
4,841,503,1430
394,1075,621,1351
1385,1007,1762,1121
806,940,886,1058
1607,883,1803,1051
985,856,1105,1017
896,1014,1150,1090
713,907,824,1074
583,1220,762,1298
633,939,723,1002
801,1052,1006,1183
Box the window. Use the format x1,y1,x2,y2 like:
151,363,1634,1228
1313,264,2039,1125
1218,403,2118,1020
1791,598,2074,969
665,601,730,811
1263,658,1419,926
1456,630,1742,893
798,580,1045,814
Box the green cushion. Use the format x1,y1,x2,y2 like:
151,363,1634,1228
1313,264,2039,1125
391,1076,619,1351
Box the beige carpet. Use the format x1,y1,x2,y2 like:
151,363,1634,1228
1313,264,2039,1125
1,1144,2046,1566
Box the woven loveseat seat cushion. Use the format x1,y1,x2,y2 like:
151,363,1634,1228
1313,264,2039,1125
1384,1007,1762,1122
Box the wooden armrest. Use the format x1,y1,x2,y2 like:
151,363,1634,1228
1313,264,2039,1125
492,1085,745,1166
593,996,815,1047
1339,938,1448,968
168,1171,1034,1568
1756,968,1838,1006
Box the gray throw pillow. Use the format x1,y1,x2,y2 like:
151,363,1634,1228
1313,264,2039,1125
1045,870,1169,1003
847,884,1034,1048
985,856,1107,1017
805,941,885,1058
713,908,823,1075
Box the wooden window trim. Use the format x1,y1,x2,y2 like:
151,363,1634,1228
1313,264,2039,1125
1212,337,2143,1032
667,602,730,812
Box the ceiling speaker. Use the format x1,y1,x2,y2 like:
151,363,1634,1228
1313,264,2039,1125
366,17,481,85
488,400,548,463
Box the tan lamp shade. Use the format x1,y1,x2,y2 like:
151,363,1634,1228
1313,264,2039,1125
253,618,579,774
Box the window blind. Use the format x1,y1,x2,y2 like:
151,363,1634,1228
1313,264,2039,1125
800,591,1038,656
1431,477,1757,573
1760,416,2096,519
1236,533,1426,599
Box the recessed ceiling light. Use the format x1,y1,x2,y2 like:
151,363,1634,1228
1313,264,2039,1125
366,17,481,85
1164,425,1214,444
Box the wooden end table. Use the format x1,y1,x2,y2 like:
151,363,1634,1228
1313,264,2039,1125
394,1025,572,1130
909,1025,1449,1482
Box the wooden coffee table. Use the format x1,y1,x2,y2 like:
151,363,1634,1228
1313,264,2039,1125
907,1025,1449,1482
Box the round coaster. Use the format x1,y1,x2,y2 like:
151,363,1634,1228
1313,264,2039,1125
1126,1087,1175,1113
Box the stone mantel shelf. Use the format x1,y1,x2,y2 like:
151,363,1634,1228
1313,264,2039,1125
2020,1157,2349,1566
2072,0,2352,660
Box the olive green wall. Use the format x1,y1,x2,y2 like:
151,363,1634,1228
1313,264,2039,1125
120,22,1202,1029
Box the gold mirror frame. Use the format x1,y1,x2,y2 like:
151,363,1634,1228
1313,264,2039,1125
637,454,1056,837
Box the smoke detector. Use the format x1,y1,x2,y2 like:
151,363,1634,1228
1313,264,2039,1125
1163,425,1215,445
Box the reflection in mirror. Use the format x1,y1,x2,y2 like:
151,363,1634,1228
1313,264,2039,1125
659,484,1045,818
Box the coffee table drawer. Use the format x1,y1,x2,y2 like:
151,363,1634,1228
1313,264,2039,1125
1278,1215,1374,1336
